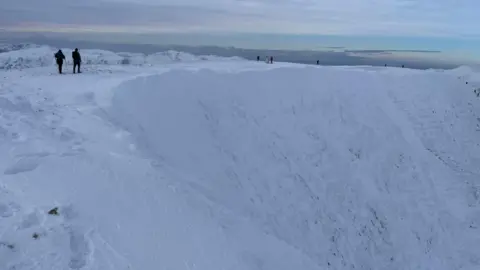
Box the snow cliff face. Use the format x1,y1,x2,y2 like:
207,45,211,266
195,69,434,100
0,45,245,70
108,67,480,269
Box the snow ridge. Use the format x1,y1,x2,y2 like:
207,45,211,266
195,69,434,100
107,67,480,270
0,43,40,53
0,44,245,70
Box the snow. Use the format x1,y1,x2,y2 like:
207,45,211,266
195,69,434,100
0,45,245,70
1,46,480,270
0,43,40,53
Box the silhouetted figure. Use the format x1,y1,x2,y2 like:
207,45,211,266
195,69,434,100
54,50,65,74
384,64,387,67
402,65,404,68
72,48,82,73
257,56,260,61
317,60,319,65
270,56,273,64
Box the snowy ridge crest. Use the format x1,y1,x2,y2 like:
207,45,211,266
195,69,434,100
450,65,480,95
0,44,245,70
0,43,41,53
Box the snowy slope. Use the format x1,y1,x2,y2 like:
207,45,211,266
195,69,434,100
0,45,245,70
0,52,480,270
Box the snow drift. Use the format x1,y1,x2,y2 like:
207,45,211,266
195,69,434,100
108,67,480,269
0,45,245,70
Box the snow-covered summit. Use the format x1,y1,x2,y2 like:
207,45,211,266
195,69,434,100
0,44,245,70
0,51,480,270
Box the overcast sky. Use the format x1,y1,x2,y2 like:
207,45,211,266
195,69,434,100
0,0,478,38
1,0,479,62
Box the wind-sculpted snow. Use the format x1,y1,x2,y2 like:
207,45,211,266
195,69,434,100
109,67,480,269
0,45,245,70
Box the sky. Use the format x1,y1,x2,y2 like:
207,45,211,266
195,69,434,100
0,0,479,60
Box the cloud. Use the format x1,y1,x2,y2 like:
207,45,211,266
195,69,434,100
1,0,479,38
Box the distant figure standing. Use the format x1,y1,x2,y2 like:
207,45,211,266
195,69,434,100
72,48,82,73
54,49,65,74
270,56,273,64
402,65,404,68
257,56,260,61
316,60,319,65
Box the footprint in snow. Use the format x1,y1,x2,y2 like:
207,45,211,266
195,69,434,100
50,126,78,142
0,203,13,218
17,210,42,230
68,229,93,270
74,92,96,105
0,187,20,218
4,157,40,175
0,96,34,114
0,202,20,218
0,126,7,137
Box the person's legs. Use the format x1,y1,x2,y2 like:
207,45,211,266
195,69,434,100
58,63,63,74
73,62,81,73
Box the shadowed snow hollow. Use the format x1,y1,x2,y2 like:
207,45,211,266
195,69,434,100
109,67,480,269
